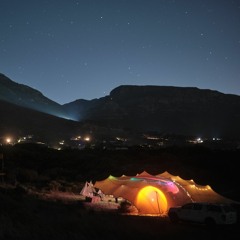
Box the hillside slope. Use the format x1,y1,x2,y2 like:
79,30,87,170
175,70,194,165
64,85,240,138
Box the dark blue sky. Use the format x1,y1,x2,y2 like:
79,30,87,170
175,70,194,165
1,0,240,104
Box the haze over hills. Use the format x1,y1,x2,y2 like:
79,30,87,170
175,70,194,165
1,73,240,143
0,99,82,143
0,73,69,120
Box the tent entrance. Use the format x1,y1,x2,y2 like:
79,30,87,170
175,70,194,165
135,186,168,215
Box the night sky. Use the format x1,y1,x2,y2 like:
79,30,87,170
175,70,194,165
1,0,240,104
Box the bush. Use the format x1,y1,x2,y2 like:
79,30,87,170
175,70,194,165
118,200,137,213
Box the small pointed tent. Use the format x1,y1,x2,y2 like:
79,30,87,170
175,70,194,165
94,171,237,215
80,181,96,198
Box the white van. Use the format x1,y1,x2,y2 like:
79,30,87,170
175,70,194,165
168,202,237,226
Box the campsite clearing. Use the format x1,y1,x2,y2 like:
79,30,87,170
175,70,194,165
1,184,239,240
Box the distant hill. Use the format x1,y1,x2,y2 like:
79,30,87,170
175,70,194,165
64,85,240,139
0,99,82,142
0,73,70,119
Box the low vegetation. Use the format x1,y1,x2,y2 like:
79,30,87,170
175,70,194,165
0,143,240,239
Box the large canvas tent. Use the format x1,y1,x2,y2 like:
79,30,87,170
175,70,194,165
94,171,237,215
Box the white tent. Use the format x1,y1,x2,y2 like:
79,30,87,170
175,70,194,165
80,181,96,198
80,181,103,203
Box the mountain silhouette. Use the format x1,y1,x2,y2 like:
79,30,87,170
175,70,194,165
64,85,240,139
0,73,70,119
1,73,240,142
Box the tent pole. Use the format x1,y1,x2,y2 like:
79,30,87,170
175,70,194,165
155,191,161,215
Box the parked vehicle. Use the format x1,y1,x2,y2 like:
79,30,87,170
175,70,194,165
168,202,237,227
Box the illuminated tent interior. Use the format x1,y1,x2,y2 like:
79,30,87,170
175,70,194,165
94,171,237,215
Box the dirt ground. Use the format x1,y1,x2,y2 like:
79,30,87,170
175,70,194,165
35,190,240,240
1,187,239,240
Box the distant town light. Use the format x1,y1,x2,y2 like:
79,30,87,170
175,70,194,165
6,137,12,144
196,138,203,143
84,136,90,141
70,136,82,141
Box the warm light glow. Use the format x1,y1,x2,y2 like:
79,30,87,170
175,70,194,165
136,186,168,215
6,137,12,144
84,136,90,141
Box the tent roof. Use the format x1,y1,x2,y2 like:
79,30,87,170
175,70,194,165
94,171,237,215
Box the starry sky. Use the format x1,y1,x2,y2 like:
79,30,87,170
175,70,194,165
1,0,240,104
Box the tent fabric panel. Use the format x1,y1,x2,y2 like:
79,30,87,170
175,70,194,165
93,171,238,214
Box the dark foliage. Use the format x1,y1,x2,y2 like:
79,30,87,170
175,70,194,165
0,144,240,239
1,144,240,201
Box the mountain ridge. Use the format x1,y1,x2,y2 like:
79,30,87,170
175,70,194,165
1,73,240,142
0,73,70,119
63,85,240,139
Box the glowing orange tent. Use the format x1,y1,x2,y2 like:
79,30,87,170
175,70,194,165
94,171,236,215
